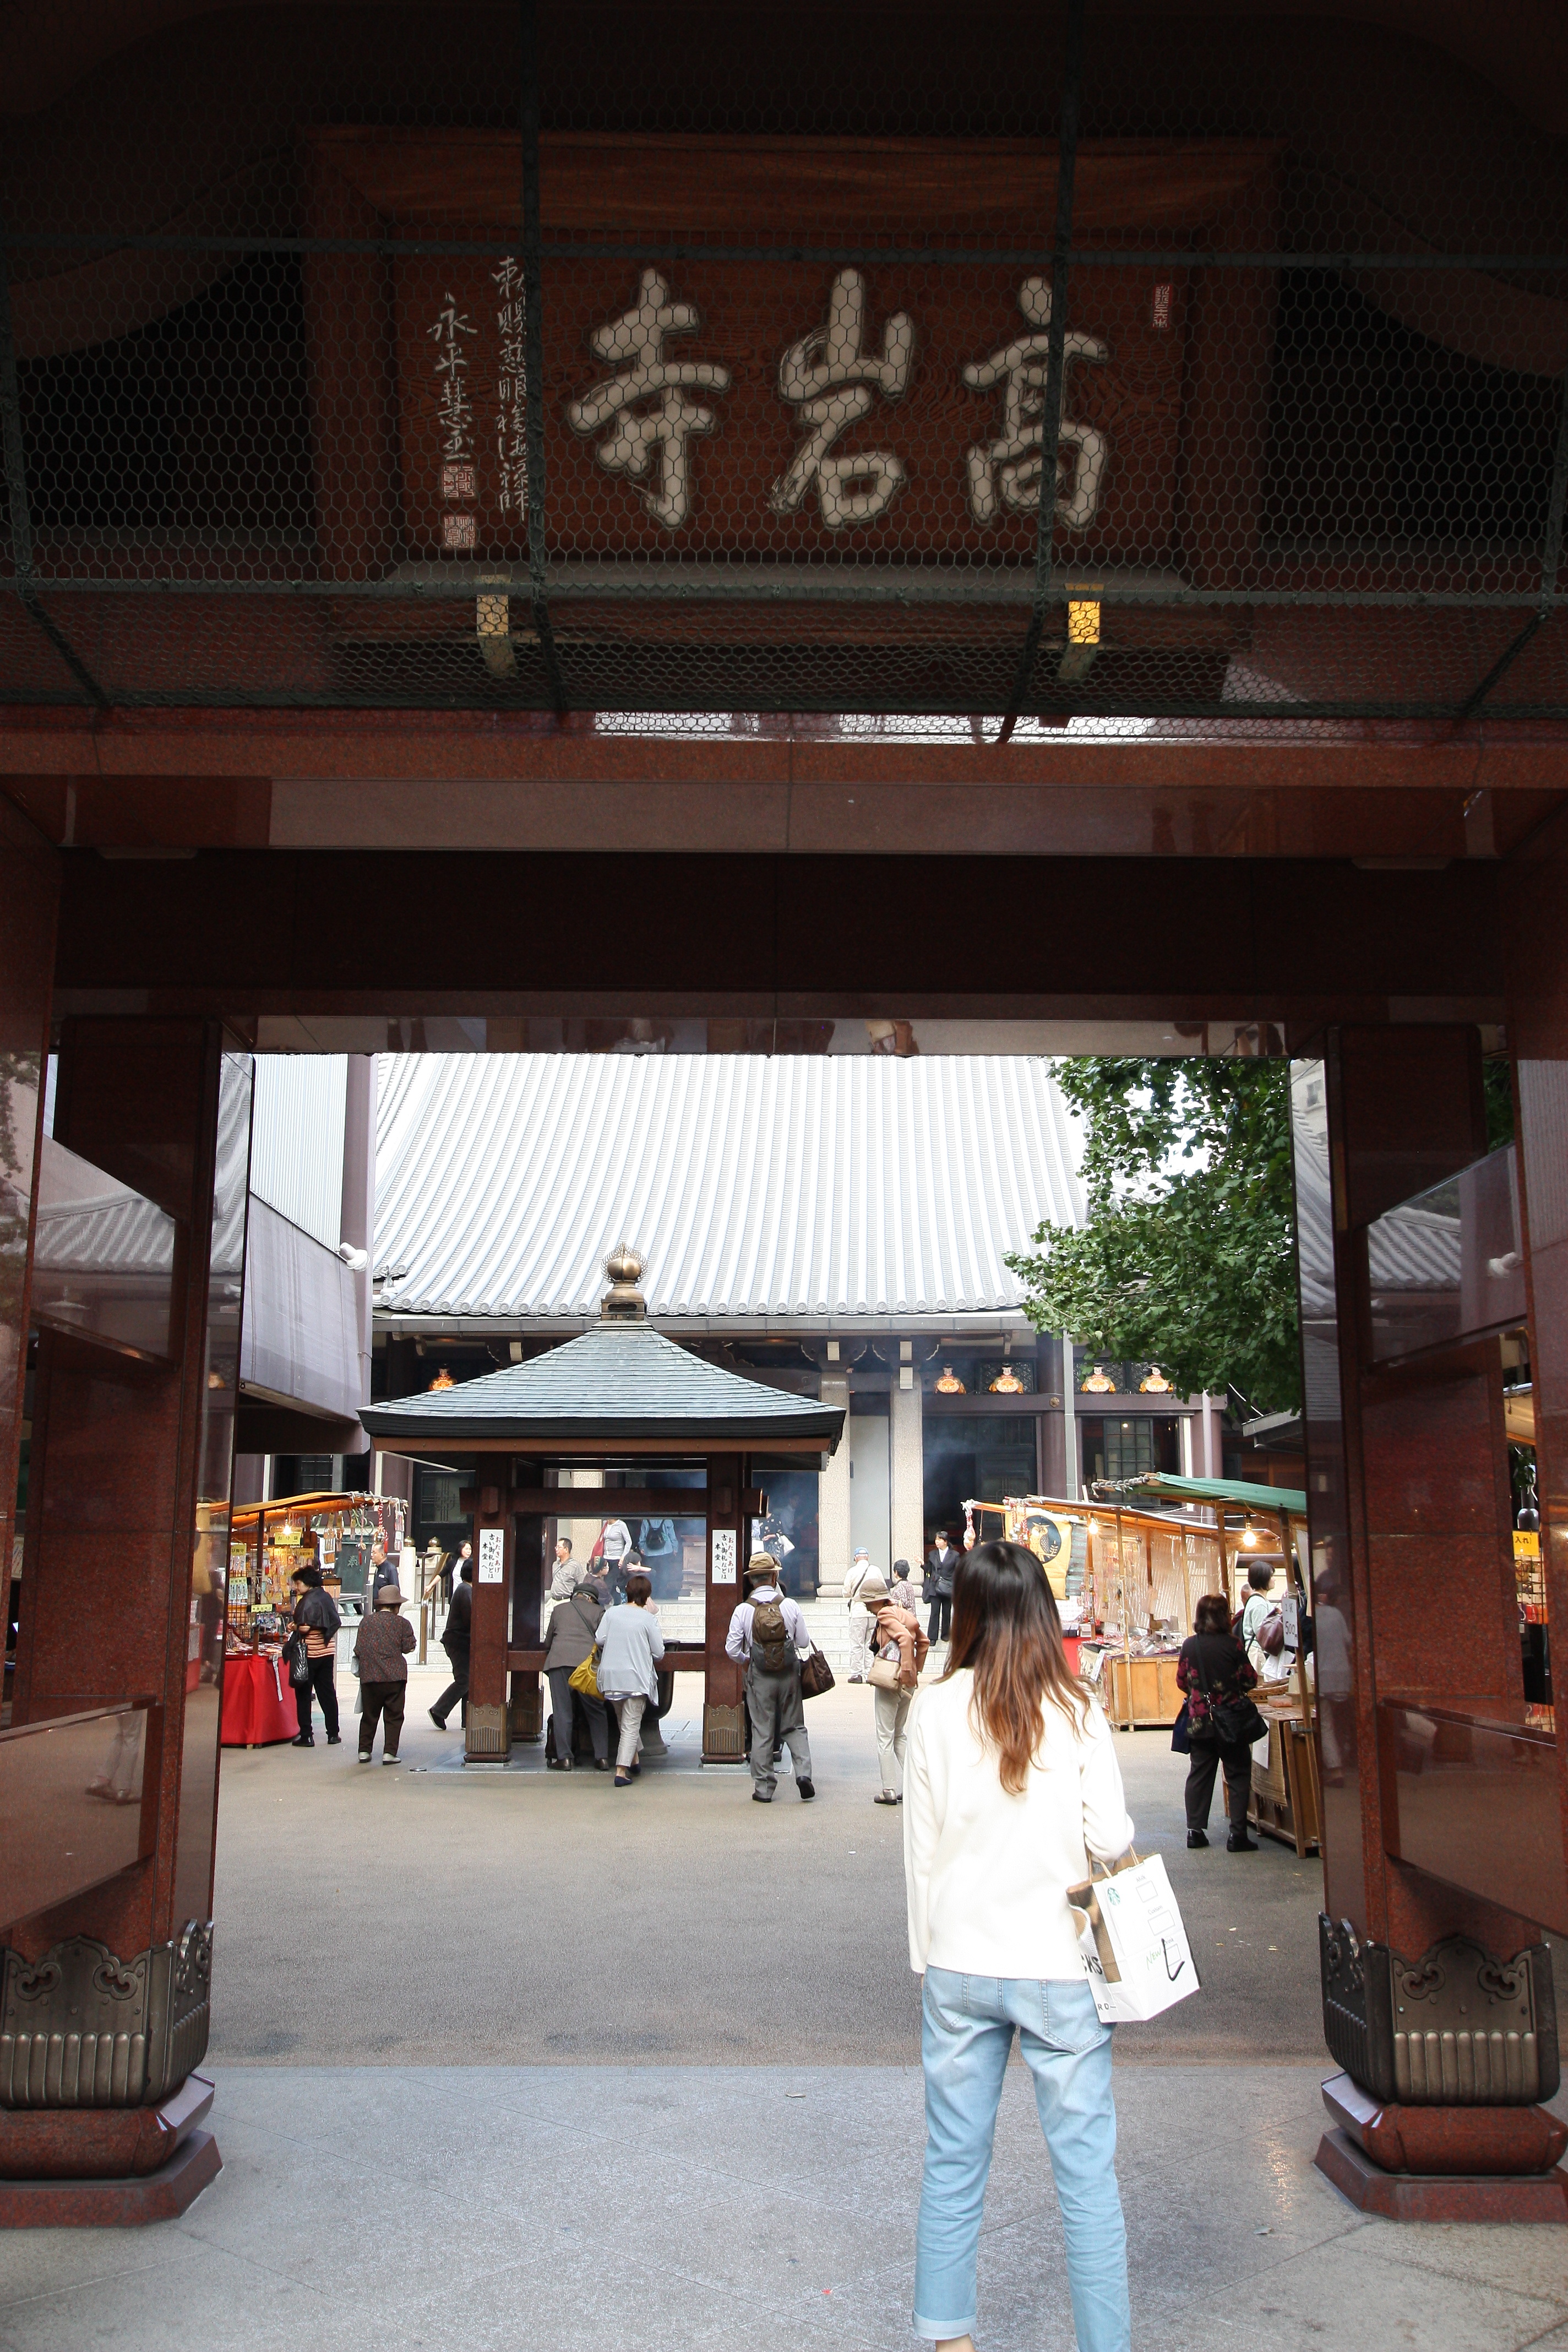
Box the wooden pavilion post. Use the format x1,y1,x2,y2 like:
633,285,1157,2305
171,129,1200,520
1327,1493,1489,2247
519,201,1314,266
703,1450,745,1761
462,1471,512,1764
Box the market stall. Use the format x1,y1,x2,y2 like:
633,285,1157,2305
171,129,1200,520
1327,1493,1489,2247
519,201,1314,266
1101,1473,1318,1850
221,1491,407,1747
962,1477,1317,1819
964,1489,1228,1728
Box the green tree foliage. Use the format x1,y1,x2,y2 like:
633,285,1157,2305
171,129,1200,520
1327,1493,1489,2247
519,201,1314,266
1005,1058,1300,1414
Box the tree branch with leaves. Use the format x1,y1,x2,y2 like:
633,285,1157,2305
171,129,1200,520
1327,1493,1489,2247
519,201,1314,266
1005,1058,1300,1415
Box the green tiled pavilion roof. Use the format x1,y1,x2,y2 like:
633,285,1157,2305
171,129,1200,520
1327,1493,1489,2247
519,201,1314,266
361,1319,844,1447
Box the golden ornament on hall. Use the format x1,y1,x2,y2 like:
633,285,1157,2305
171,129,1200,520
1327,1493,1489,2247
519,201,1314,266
934,1365,966,1393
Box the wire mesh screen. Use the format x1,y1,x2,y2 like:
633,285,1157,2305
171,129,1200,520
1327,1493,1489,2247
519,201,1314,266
2,2,1566,717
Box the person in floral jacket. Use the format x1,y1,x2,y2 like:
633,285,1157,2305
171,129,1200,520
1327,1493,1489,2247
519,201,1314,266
862,1569,930,1806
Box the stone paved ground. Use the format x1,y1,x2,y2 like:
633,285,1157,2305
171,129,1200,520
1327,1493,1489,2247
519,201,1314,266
4,1676,1565,2351
206,1670,1326,2067
3,2065,1568,2351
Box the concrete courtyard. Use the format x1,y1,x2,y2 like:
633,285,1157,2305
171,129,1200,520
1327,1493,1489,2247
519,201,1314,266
2,1676,1564,2351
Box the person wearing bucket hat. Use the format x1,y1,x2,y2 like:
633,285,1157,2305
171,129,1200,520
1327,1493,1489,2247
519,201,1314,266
843,1544,880,1682
353,1578,417,1764
726,1552,815,1801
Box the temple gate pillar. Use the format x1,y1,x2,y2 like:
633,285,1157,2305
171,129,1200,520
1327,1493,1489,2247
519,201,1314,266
1,1018,252,2220
0,802,57,1602
1294,1024,1568,2218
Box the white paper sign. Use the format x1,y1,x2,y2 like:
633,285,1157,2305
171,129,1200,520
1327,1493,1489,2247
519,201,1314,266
711,1528,737,1586
477,1527,505,1584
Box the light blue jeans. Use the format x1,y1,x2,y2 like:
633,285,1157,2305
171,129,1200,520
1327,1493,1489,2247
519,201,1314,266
914,1969,1130,2352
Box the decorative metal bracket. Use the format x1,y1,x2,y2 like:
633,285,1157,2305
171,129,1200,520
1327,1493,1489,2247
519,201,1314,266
1320,1914,1559,2105
0,1922,213,2108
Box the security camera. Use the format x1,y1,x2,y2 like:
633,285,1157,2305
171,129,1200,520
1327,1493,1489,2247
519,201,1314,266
337,1243,369,1270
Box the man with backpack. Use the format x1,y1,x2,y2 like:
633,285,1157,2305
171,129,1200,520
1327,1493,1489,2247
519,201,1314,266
725,1551,816,1804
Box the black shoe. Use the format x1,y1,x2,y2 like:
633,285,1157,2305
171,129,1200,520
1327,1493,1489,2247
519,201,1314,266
291,1734,314,1747
797,1778,815,1801
546,1756,570,1771
429,1709,448,1729
1227,1832,1259,1852
628,1759,641,1777
594,1758,611,1771
325,1734,342,1746
1186,1829,1208,1848
753,1789,773,1803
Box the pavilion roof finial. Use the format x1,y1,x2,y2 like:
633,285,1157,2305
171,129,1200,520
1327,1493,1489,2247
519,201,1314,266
600,1244,647,1321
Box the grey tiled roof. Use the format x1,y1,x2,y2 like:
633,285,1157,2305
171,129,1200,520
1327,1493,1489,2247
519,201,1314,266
360,1319,845,1446
373,1053,1083,1325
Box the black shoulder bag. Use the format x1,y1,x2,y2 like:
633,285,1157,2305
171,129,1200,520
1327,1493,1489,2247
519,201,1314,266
1194,1643,1266,1749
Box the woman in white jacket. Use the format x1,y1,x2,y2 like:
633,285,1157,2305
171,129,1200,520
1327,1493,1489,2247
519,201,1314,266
903,1539,1133,2352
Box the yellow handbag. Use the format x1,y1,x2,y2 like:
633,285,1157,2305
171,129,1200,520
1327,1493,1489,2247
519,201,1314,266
569,1646,601,1698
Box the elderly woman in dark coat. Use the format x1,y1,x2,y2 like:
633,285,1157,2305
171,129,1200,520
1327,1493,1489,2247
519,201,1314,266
353,1580,417,1765
1176,1591,1261,1852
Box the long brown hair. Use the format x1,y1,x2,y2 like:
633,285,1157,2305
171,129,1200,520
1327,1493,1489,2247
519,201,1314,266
945,1539,1087,1794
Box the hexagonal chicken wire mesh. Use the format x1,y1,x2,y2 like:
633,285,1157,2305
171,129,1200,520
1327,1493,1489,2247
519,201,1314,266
2,1,1566,718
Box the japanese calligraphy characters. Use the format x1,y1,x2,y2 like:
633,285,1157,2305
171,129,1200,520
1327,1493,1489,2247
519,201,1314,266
493,256,527,519
429,292,478,548
770,270,915,528
962,276,1109,531
567,268,731,530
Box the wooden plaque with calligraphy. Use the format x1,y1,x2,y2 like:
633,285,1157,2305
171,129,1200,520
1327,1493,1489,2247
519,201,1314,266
302,130,1278,683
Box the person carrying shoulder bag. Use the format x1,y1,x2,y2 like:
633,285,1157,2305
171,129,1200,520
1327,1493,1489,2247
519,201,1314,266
542,1572,609,1771
860,1569,929,1805
1176,1592,1264,1851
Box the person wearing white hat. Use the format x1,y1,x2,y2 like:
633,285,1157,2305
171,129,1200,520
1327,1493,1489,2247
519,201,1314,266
843,1545,880,1683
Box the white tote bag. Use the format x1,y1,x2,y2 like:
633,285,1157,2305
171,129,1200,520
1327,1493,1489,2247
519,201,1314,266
1067,1853,1200,2024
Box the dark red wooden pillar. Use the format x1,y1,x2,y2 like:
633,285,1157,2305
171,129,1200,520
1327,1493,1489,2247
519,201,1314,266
0,803,57,1595
464,1471,511,1762
703,1451,745,1760
1507,811,1568,1913
1296,1025,1568,2217
1,1018,251,2213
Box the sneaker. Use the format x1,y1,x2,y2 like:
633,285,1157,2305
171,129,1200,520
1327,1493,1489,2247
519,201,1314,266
874,1791,899,1806
357,1752,373,1764
291,1734,314,1747
382,1755,398,1767
1186,1829,1208,1848
753,1789,773,1803
796,1778,815,1801
1227,1832,1259,1852
325,1734,342,1746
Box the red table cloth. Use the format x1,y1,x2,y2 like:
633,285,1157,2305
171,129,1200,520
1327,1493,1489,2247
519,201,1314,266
221,1652,298,1746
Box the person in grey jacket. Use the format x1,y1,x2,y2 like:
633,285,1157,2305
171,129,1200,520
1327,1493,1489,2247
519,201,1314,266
726,1553,815,1804
353,1581,417,1764
543,1572,609,1772
595,1571,665,1786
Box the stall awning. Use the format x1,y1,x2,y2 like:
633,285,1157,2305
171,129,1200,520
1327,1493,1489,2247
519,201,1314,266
1096,1473,1308,1518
